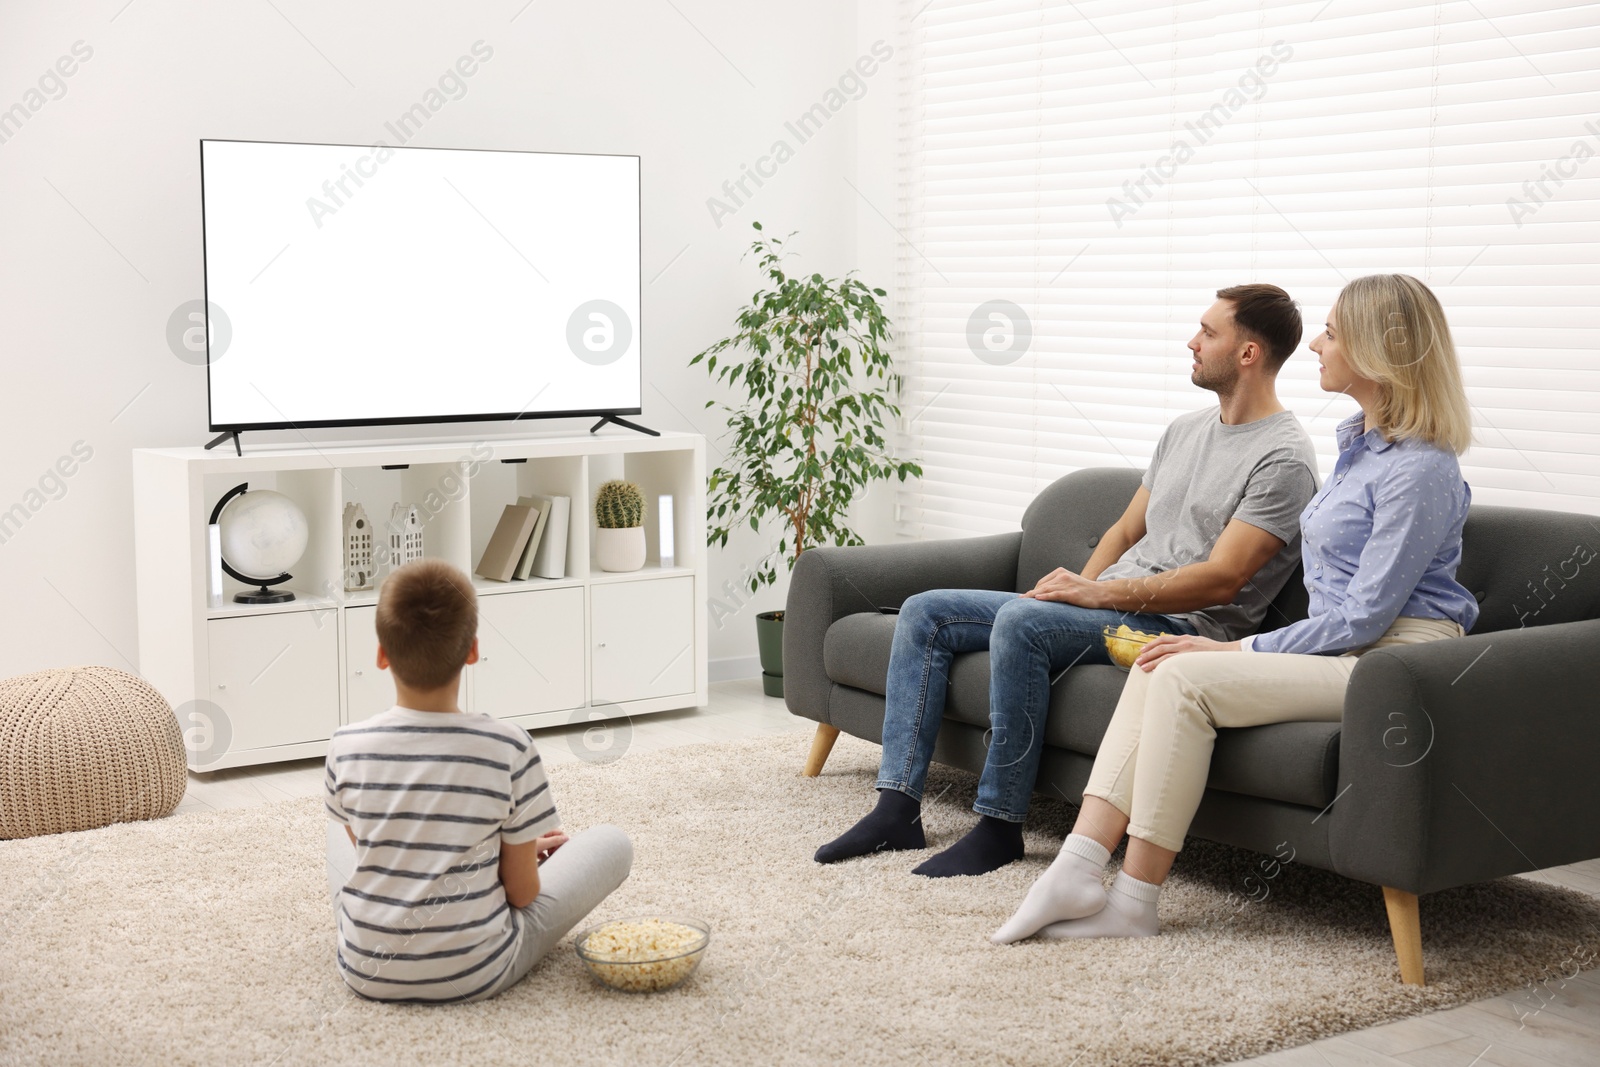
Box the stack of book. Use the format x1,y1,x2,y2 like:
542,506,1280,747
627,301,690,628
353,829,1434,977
474,495,571,581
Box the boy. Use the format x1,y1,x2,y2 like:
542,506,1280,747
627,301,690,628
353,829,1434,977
324,558,633,1003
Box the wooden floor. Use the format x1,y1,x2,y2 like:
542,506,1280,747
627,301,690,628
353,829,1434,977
184,678,1600,1067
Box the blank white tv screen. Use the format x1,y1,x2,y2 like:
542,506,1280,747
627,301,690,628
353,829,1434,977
201,139,641,430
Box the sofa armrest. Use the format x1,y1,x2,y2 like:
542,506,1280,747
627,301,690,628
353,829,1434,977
1329,617,1600,894
782,532,1024,723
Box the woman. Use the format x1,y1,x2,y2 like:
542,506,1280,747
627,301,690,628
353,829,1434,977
991,273,1479,944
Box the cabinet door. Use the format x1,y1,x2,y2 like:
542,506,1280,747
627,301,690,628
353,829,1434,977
590,576,695,704
471,587,586,719
343,606,396,724
206,611,340,752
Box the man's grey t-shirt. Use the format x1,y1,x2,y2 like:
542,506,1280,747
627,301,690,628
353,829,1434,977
1097,406,1319,641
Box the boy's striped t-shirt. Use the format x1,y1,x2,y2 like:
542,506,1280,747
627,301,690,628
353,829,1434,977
324,705,560,1003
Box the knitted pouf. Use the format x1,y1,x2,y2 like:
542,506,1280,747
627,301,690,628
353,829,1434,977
0,666,186,839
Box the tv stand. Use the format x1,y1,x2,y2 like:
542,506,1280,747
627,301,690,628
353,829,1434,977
589,414,659,437
204,430,243,456
133,431,708,771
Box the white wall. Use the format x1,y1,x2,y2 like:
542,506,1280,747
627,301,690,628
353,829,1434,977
846,0,906,552
0,0,903,681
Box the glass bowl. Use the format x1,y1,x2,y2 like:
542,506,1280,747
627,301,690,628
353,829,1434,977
573,915,710,993
1102,624,1162,670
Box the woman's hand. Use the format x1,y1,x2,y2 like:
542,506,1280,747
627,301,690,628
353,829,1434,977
1132,634,1240,671
534,830,569,863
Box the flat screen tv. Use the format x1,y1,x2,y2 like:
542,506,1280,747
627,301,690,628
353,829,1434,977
200,138,641,433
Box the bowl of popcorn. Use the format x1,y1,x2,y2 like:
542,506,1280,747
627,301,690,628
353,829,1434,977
1102,624,1164,670
574,916,710,993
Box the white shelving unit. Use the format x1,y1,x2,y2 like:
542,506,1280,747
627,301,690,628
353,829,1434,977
132,431,708,772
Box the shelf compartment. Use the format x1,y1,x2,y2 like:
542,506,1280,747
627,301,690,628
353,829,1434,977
202,467,340,615
587,447,699,572
589,575,696,704
469,454,586,582
205,612,340,755
337,461,472,596
342,603,394,725
471,586,587,718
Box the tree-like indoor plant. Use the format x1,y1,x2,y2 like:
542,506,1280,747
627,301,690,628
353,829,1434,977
593,479,646,572
692,222,921,697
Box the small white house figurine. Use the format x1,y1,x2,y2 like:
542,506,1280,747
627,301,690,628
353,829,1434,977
388,503,424,571
342,502,374,591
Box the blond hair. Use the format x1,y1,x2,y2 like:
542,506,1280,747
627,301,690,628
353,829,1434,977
1331,274,1473,454
375,558,477,690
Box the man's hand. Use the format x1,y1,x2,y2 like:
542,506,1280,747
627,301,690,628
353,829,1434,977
1132,633,1240,671
1021,567,1106,608
534,830,568,863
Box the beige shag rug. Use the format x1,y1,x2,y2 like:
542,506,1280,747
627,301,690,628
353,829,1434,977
4,730,1599,1067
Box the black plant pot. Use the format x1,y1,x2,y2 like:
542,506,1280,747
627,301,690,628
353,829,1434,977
755,609,784,698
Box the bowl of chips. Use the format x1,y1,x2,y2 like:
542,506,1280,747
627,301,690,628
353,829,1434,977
574,916,710,992
1102,624,1164,670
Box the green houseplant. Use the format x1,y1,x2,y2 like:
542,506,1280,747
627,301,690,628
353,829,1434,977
594,479,646,572
692,222,921,696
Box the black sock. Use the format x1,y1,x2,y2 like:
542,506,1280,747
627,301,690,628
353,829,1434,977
814,789,926,863
911,815,1024,877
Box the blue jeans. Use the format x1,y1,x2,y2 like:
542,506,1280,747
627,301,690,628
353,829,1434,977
875,588,1197,822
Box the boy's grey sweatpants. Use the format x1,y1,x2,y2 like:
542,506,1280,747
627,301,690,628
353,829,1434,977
326,822,634,1000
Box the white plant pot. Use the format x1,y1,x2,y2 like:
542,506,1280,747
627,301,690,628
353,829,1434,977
595,526,646,572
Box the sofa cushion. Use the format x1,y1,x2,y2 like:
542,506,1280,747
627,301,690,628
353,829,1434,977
823,612,898,693
1453,504,1600,633
822,611,1341,809
1205,721,1343,810
934,651,1341,809
1016,468,1146,592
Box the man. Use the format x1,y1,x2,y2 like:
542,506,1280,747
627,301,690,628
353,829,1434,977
814,284,1320,877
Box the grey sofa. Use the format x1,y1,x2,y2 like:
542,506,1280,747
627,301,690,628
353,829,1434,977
785,467,1600,985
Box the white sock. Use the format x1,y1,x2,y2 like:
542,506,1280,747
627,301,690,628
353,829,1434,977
989,834,1111,945
1038,869,1161,939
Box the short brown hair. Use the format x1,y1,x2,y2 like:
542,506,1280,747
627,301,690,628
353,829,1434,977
375,559,477,690
1216,283,1303,369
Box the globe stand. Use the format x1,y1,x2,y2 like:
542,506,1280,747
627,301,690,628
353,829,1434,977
229,570,296,604
220,550,295,605
234,585,295,604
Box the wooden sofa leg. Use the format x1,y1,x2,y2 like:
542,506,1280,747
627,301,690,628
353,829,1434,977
1382,886,1425,986
803,724,840,777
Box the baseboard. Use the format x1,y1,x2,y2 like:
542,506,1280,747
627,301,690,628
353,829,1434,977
708,654,763,682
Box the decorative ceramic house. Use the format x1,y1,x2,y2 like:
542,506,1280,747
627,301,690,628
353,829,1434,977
389,503,424,571
342,502,374,591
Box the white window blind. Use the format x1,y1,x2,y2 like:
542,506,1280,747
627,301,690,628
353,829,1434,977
893,0,1600,540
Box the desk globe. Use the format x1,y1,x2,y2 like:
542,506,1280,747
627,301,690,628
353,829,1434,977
216,486,309,603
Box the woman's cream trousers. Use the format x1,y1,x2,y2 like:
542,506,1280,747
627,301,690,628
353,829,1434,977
1083,617,1464,852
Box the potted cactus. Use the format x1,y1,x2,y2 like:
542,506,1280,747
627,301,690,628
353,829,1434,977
593,479,646,572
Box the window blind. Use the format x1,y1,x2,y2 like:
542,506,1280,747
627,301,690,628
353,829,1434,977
892,0,1600,540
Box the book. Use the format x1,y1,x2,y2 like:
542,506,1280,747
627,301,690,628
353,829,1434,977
474,504,538,582
529,495,570,579
512,496,551,580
